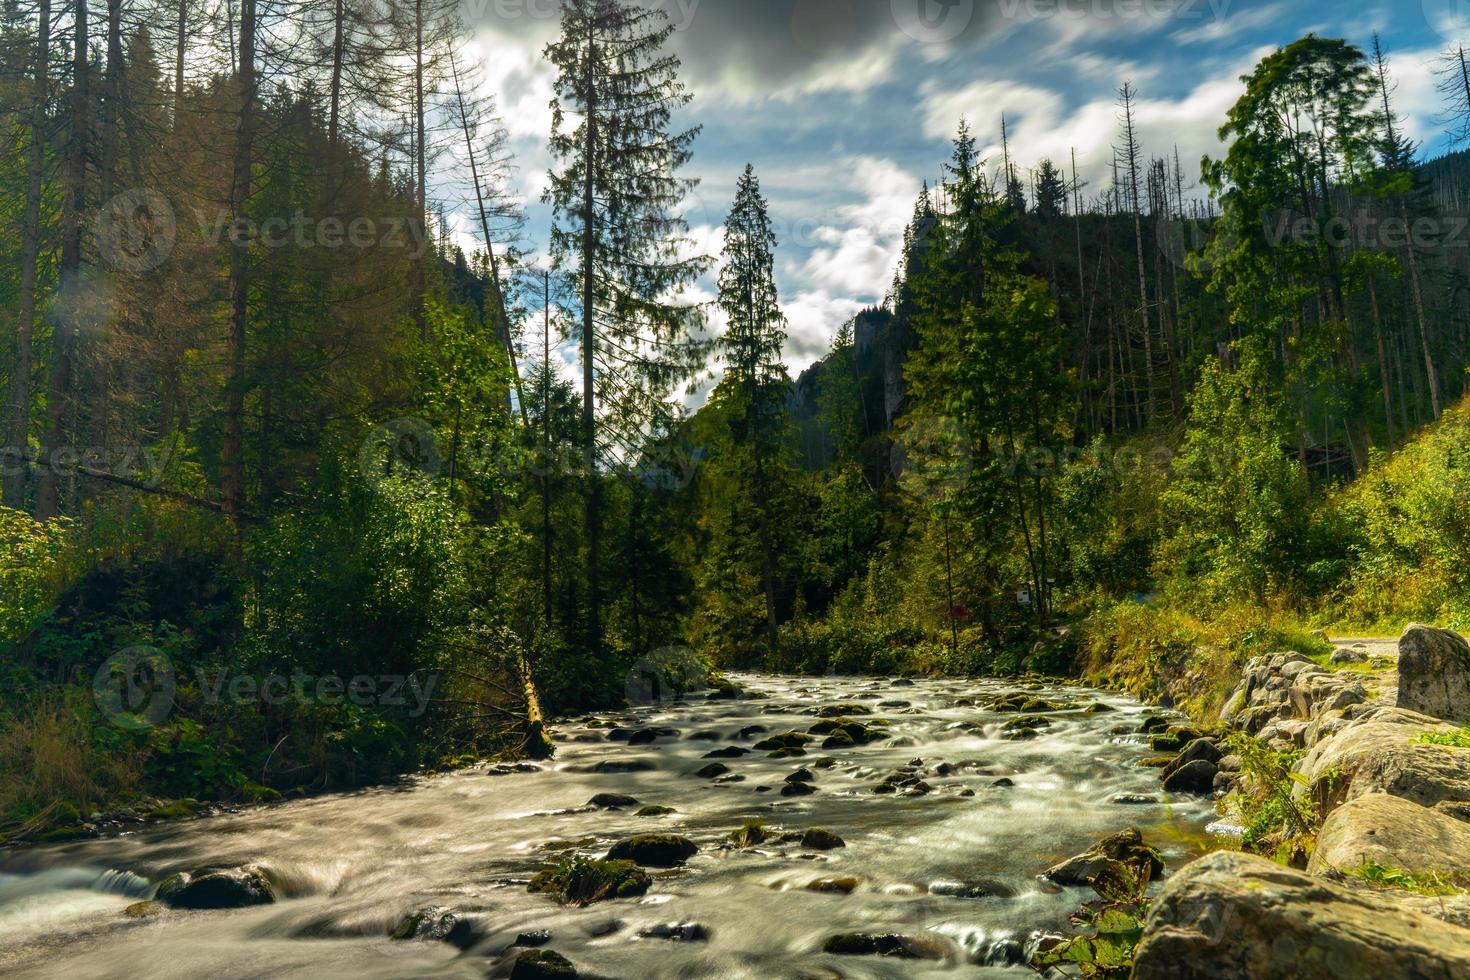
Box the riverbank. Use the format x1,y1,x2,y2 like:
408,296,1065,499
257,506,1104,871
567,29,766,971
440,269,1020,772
1127,625,1470,977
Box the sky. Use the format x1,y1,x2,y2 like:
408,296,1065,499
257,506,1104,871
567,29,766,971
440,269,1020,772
446,0,1470,405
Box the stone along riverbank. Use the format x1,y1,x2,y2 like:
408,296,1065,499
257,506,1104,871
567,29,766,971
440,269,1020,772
1130,625,1470,979
0,674,1218,978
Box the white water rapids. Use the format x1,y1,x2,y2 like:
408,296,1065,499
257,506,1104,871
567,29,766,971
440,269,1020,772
0,673,1217,978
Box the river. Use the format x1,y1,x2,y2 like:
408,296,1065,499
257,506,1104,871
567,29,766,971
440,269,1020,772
0,673,1217,978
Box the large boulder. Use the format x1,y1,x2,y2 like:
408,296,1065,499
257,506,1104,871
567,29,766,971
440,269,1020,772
1296,713,1470,817
1308,792,1470,880
1398,625,1470,725
155,865,276,910
1133,851,1470,979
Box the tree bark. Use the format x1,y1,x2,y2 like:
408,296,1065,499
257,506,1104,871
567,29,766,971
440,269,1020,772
223,0,257,528
38,0,90,520
4,0,49,510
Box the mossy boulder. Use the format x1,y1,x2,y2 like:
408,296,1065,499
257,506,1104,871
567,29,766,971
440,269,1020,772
694,762,731,779
156,865,276,910
509,948,578,978
753,731,812,751
816,703,872,718
635,805,676,817
528,857,651,906
729,820,767,848
605,833,699,867
801,828,846,850
1149,726,1205,753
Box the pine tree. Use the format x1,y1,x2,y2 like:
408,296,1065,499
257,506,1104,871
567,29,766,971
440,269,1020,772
1034,158,1066,218
717,164,788,654
545,0,710,649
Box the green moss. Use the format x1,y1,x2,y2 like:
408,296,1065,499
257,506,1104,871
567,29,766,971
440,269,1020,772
528,857,651,906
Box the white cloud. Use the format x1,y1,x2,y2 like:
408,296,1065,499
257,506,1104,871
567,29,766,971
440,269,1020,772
920,48,1271,204
1170,2,1285,45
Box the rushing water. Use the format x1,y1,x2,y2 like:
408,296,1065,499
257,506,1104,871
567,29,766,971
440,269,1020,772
0,674,1216,978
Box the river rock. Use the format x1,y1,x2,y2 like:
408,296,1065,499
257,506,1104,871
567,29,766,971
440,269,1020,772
816,703,872,717
753,731,812,751
780,781,817,797
1162,738,1222,777
591,760,655,774
390,906,458,941
1042,828,1164,886
1133,850,1470,979
635,805,676,817
1162,759,1219,796
528,859,650,905
587,793,639,809
605,833,699,867
155,865,276,910
806,876,861,894
637,922,711,941
508,948,578,979
627,727,677,745
1308,792,1470,879
702,746,749,759
1397,625,1470,725
801,827,845,850
785,768,815,783
694,762,730,779
822,933,949,959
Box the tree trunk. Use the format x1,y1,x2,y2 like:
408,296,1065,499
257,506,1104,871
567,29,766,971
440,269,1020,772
38,0,90,520
223,0,257,527
173,0,187,120
4,0,48,510
581,33,601,649
328,0,344,145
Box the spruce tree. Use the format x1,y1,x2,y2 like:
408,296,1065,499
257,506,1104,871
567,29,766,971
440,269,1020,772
717,164,788,654
545,0,710,650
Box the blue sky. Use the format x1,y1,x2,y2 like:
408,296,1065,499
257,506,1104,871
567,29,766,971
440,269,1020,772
451,0,1469,402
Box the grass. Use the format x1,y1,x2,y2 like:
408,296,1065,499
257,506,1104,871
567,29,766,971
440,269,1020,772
1355,861,1469,897
0,694,142,838
1412,729,1470,749
1077,600,1332,721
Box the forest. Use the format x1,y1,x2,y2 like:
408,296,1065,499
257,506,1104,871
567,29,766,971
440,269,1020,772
3,0,1470,850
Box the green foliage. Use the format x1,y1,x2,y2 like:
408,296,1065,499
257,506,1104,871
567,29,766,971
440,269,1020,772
1032,856,1156,978
1225,732,1317,854
1354,861,1468,896
0,507,73,647
1158,348,1309,608
1325,406,1470,628
1412,728,1470,748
